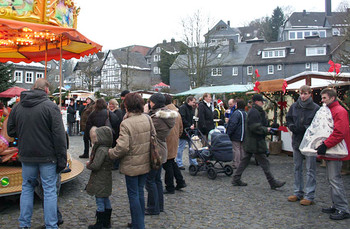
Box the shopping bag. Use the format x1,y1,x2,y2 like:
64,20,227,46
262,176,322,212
299,104,348,158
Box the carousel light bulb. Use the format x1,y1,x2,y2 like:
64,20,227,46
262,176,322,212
1,177,9,187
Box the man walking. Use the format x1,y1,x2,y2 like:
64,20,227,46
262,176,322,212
176,96,198,170
232,94,285,189
317,88,350,220
7,78,67,229
226,99,247,169
286,85,319,206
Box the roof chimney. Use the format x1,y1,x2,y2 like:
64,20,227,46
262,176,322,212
303,10,306,16
326,0,332,16
227,20,230,27
163,39,167,44
171,38,175,46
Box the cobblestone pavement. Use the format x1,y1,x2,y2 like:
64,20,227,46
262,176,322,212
1,135,350,229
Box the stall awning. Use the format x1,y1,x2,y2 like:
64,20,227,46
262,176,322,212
175,84,253,96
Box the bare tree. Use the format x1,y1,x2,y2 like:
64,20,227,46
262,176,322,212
176,10,217,88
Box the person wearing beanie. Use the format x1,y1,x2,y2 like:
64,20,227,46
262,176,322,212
145,93,178,215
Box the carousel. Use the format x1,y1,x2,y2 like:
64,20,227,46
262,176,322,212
0,0,101,196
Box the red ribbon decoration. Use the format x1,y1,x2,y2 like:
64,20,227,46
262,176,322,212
282,80,288,94
328,60,341,74
255,69,260,77
278,126,288,132
253,81,260,93
277,101,287,110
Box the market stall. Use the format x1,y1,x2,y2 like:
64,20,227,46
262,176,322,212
0,0,101,196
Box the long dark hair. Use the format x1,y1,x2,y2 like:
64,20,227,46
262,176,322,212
94,98,107,112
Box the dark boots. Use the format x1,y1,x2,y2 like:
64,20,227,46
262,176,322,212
270,180,286,190
88,211,104,229
103,208,112,228
79,153,89,158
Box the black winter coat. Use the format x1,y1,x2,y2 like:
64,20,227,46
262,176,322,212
179,103,194,139
85,109,120,146
7,89,67,167
67,105,76,123
198,101,214,135
286,97,319,149
226,109,247,142
243,104,269,154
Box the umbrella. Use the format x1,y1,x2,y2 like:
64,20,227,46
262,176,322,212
0,18,102,63
0,86,27,98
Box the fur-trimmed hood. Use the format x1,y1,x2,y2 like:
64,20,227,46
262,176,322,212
154,109,178,119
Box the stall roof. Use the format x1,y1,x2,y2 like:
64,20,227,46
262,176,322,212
175,84,253,96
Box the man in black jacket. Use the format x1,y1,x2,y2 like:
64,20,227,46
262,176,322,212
176,96,198,169
286,85,319,206
232,94,285,190
7,78,67,229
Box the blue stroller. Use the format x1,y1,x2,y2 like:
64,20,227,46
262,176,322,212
185,128,234,179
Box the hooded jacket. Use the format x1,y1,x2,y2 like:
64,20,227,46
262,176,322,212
7,89,67,166
149,107,177,164
86,126,113,197
166,104,183,160
286,97,319,149
226,108,247,142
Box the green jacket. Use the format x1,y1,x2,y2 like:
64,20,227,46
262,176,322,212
243,104,269,154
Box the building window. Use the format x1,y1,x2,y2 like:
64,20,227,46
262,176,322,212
247,66,253,75
14,71,23,83
268,65,274,74
289,30,327,40
305,63,311,69
311,62,318,72
25,72,34,83
153,67,159,74
277,64,282,71
154,55,160,62
189,68,197,75
332,28,340,36
306,47,326,56
146,58,151,64
211,68,222,76
156,47,161,53
262,50,285,59
55,75,60,82
36,72,44,80
232,67,238,76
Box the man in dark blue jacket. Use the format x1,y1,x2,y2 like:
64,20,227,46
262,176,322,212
286,85,319,206
8,78,67,229
226,99,247,169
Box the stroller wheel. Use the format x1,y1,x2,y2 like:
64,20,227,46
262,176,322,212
207,167,217,180
224,165,234,176
206,162,214,168
189,165,198,176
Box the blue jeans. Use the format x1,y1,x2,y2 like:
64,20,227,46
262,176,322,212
19,162,58,229
125,174,147,229
95,197,111,212
326,160,350,213
292,147,316,201
176,139,198,167
145,168,163,214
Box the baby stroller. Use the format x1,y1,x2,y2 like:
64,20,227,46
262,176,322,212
185,128,234,179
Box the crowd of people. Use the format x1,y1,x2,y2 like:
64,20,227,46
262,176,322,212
4,78,350,229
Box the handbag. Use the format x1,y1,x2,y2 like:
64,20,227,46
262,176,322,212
147,115,162,170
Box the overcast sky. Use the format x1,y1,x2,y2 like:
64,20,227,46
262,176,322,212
76,0,348,51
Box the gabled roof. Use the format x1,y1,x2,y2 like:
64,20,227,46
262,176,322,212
117,45,151,56
286,12,326,27
243,37,344,65
73,59,104,72
326,11,350,26
146,40,186,56
170,42,252,69
110,50,150,70
205,20,240,38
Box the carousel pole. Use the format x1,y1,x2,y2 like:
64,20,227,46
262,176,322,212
44,41,48,79
59,35,63,110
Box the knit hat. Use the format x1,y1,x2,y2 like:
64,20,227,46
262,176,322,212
252,94,266,102
149,93,165,107
87,95,95,102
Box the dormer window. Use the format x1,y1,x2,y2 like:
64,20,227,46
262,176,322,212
306,47,326,56
156,47,161,53
262,49,285,59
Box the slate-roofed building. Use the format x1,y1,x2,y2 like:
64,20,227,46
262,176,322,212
205,20,241,45
170,41,252,93
12,62,46,90
145,39,186,84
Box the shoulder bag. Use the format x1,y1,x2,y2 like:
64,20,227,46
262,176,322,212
146,115,162,170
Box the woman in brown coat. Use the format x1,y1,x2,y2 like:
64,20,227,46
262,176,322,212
163,94,186,194
108,93,151,229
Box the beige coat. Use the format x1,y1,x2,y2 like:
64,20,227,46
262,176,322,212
166,104,183,160
108,113,151,176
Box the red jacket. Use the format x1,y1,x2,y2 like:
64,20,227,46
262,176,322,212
318,100,350,161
